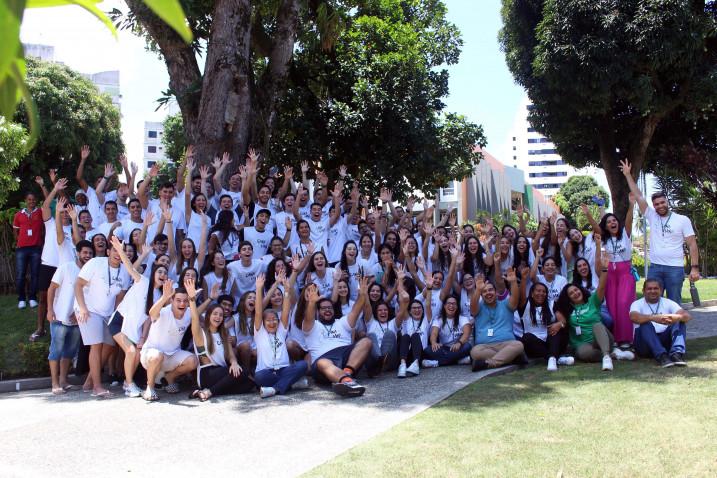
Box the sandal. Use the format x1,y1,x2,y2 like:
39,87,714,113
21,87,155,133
29,331,46,342
142,389,159,401
62,384,78,391
198,389,212,402
52,387,66,396
164,382,180,394
188,389,202,400
91,390,113,398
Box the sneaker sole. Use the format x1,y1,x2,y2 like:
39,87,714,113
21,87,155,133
671,361,687,367
332,382,365,397
661,362,675,368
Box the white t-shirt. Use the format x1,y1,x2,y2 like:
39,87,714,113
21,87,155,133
308,216,330,250
304,316,354,359
629,297,682,334
144,305,191,355
186,210,209,251
366,318,398,345
401,315,431,349
536,274,568,303
227,259,264,298
40,218,74,268
431,316,470,346
203,271,237,298
234,313,255,346
273,211,298,245
326,217,348,264
416,289,442,320
255,322,291,372
75,257,130,318
119,218,145,244
212,230,240,260
307,268,335,298
50,261,81,325
513,302,553,341
243,226,274,260
219,188,243,210
115,275,158,343
604,233,632,263
147,198,186,238
646,208,695,267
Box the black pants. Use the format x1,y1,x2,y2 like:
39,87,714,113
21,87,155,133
399,333,424,363
198,365,255,396
520,329,568,360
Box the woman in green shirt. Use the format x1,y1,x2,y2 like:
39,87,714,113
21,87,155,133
554,249,634,371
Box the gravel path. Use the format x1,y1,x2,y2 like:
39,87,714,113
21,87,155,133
1,305,715,478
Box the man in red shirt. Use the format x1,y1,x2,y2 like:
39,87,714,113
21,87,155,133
13,192,44,309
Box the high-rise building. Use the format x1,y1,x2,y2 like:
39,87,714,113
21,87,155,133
506,95,608,200
143,121,168,170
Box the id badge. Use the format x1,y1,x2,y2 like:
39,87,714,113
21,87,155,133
575,326,582,336
27,229,33,237
487,328,494,337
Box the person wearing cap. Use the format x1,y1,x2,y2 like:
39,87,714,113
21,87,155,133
620,160,700,304
241,208,287,261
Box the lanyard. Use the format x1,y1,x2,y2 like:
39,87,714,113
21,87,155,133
322,321,335,337
269,333,280,368
647,299,661,316
485,306,497,327
107,261,120,296
412,317,424,334
608,237,621,257
659,213,672,236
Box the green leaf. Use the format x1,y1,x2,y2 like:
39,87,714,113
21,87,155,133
26,0,117,38
142,0,192,43
0,0,25,84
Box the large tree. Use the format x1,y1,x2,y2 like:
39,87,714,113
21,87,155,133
119,0,484,197
553,175,609,229
500,0,717,221
12,57,124,202
0,118,28,208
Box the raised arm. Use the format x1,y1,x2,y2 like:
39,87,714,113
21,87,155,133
329,181,343,227
346,277,368,328
41,178,67,222
95,163,115,205
75,145,91,191
254,273,266,332
330,266,343,304
618,159,648,214
440,248,461,301
580,204,601,235
300,161,311,191
470,276,485,317
530,248,544,282
54,196,67,246
34,176,49,200
596,253,610,302
518,266,529,310
277,166,293,201
506,267,520,311
624,193,635,238
184,149,195,226
137,164,158,210
68,205,82,245
302,284,320,332
110,236,142,283
149,279,174,321
185,277,205,349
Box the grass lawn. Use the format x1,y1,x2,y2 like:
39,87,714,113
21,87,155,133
636,277,717,303
306,336,717,478
0,294,46,378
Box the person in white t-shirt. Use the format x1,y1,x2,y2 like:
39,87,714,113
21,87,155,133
621,159,700,304
630,279,691,367
397,277,434,378
304,278,371,397
423,294,472,367
253,274,309,398
530,250,568,303
140,280,199,401
227,241,265,299
46,240,94,395
74,241,131,397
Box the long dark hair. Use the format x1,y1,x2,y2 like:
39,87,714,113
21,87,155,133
383,230,401,259
201,251,228,292
145,264,168,315
176,237,198,275
236,290,255,337
190,192,208,214
462,235,487,277
523,283,553,327
340,240,358,272
571,257,594,290
202,304,232,358
439,294,460,332
553,283,590,319
512,235,531,270
377,244,397,286
210,210,236,245
599,213,625,241
265,258,289,291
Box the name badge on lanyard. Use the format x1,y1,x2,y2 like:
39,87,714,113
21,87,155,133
574,326,582,336
487,328,494,337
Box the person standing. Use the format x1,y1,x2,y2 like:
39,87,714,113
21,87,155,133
620,160,700,304
13,191,44,309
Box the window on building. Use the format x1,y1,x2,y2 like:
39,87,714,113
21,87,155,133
528,160,565,166
441,182,456,197
528,138,551,144
512,136,516,141
148,130,157,138
147,146,157,153
529,172,568,178
527,127,536,132
513,146,517,151
527,104,536,111
513,156,517,160
147,161,156,168
528,148,558,155
533,183,563,189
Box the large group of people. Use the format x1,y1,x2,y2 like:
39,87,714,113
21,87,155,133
12,146,700,400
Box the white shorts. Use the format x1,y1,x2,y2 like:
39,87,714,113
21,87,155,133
77,312,114,346
140,348,194,373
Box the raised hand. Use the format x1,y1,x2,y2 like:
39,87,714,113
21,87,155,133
358,276,370,296
475,275,485,293
109,235,123,252
143,210,155,226
185,277,197,298
210,282,220,300
379,187,392,203
505,267,517,283
222,152,231,167
339,165,347,178
306,284,320,303
333,266,343,281
104,163,115,178
285,216,293,231
448,210,457,226
300,160,309,174
198,165,210,180
54,178,68,191
332,181,343,199
211,156,222,171
255,273,265,290
48,169,57,184
130,162,138,176
67,205,78,221
618,159,632,177
80,145,90,161
149,163,159,178
162,207,173,223
284,165,293,179
456,252,465,266
600,252,610,270
140,244,151,256
536,248,545,258
290,254,301,271
118,154,128,170
162,279,175,300
34,176,44,187
276,269,287,285
185,145,195,165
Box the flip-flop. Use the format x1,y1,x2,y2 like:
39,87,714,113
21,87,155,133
91,390,113,398
62,384,79,391
188,389,201,400
28,331,46,342
51,387,66,395
198,389,212,402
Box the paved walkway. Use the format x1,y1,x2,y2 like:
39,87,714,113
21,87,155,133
1,305,715,478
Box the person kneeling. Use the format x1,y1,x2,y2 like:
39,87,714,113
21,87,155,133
630,279,690,367
253,273,309,398
469,269,525,372
304,278,371,397
140,280,199,401
186,278,254,401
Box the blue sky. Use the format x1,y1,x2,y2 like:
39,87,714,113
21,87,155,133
20,0,524,167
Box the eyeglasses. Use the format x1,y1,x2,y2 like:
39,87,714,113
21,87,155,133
319,306,334,311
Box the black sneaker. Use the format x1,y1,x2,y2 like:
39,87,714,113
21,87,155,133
332,379,366,397
657,354,674,368
471,359,489,372
670,353,687,367
367,355,385,378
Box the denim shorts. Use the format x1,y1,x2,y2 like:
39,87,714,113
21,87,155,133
48,321,81,361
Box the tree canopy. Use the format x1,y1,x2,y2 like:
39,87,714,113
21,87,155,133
500,0,717,221
12,57,123,203
119,0,485,199
553,175,609,229
0,118,28,208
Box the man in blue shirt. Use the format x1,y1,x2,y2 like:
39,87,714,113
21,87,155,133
469,268,524,371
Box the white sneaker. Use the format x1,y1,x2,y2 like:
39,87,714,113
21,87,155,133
260,386,277,398
293,376,309,389
611,348,635,361
18,301,26,309
397,362,407,378
602,355,614,371
125,382,142,398
421,359,439,368
29,299,38,308
406,360,420,376
547,357,558,372
458,356,472,365
558,356,575,366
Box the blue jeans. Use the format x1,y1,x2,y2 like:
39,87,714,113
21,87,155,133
15,246,41,301
423,342,472,365
600,302,614,330
648,263,685,305
634,322,686,360
254,360,308,394
48,321,81,361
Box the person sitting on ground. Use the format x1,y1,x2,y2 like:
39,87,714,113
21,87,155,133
630,279,691,368
303,277,371,397
513,266,572,371
423,293,473,368
397,275,434,378
469,268,524,372
364,271,409,376
186,278,253,401
253,273,310,398
554,253,634,371
140,280,199,401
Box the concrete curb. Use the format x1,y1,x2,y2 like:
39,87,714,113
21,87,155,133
683,299,717,310
0,375,83,394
